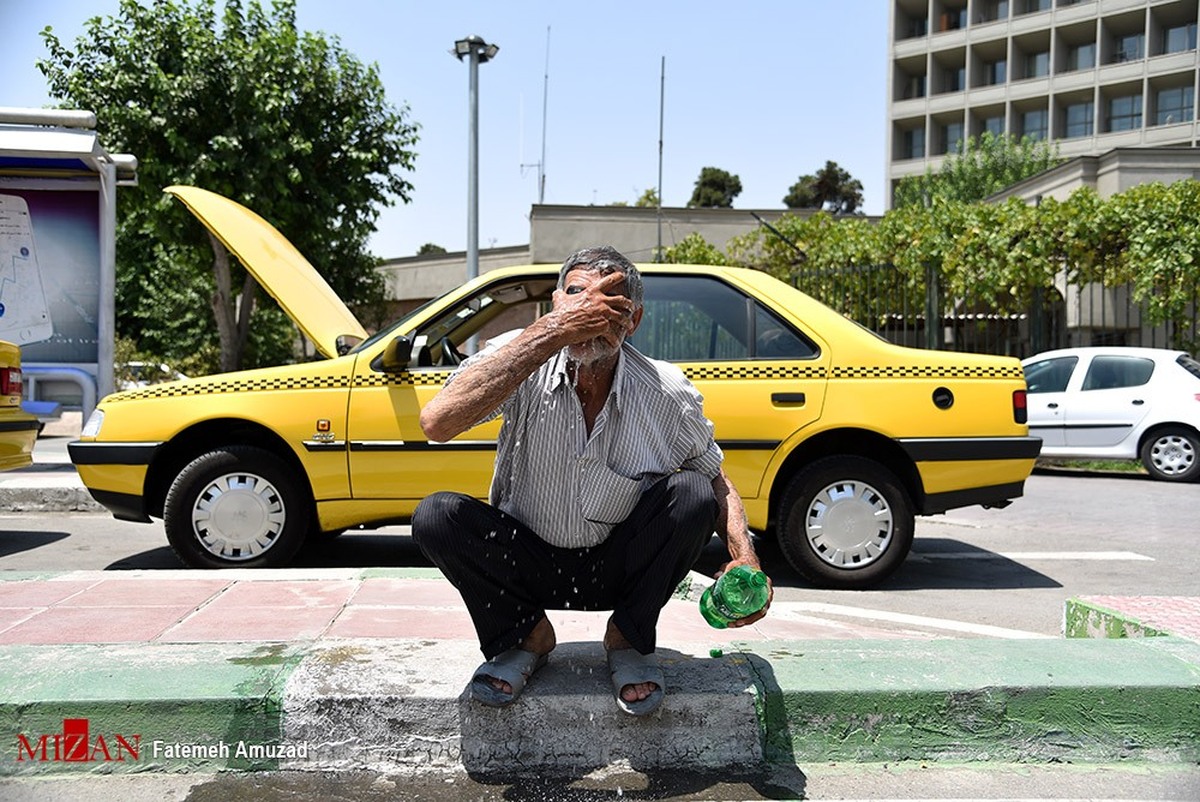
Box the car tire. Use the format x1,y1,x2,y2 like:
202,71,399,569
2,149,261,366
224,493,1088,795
1139,427,1200,482
164,446,310,568
777,456,914,589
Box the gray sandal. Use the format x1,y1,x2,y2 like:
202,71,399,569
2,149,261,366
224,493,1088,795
607,648,665,716
470,648,548,707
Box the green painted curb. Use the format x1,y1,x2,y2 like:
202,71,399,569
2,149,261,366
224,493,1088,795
737,637,1200,764
1064,597,1169,639
0,643,306,776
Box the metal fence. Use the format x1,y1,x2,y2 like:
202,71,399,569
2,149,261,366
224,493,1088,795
791,262,1199,359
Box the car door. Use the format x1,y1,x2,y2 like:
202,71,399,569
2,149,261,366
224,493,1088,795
345,274,554,504
1022,355,1078,448
1064,354,1155,451
627,274,828,500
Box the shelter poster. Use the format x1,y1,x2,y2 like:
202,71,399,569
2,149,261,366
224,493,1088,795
0,188,99,362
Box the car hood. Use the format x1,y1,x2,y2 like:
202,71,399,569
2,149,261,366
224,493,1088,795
165,185,368,359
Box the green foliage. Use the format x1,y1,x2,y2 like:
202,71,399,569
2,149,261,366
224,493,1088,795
635,187,659,208
663,180,1200,351
39,0,419,372
661,232,730,266
416,243,447,256
783,161,864,213
688,167,742,208
893,132,1062,208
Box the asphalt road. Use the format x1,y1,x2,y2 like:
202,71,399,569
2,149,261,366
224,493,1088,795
1,470,1196,639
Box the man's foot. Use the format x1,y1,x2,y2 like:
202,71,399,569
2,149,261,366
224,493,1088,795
604,617,658,704
484,616,556,696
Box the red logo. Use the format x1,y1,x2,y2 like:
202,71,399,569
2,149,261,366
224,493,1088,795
16,718,140,763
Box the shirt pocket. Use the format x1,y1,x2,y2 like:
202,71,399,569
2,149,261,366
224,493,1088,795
580,464,644,525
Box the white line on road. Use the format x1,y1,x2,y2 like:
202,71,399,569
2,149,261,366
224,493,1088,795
915,551,1154,561
771,601,1054,639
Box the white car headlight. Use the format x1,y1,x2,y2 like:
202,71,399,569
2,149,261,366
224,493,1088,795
81,409,105,438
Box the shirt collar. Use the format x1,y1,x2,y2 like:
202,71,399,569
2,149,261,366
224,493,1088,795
544,343,628,411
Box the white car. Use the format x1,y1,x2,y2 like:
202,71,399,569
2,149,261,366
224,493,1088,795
1022,347,1200,482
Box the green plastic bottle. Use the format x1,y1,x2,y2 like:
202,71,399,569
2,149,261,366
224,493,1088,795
699,565,769,629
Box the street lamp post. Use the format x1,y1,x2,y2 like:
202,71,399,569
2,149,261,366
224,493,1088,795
453,35,499,287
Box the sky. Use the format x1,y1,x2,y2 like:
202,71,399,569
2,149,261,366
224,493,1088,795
0,0,889,261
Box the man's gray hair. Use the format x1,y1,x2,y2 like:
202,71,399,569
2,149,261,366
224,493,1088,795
557,246,644,307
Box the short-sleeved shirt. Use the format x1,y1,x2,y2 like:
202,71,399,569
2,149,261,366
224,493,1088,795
444,330,724,548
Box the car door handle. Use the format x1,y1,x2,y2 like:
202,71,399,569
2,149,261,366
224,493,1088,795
772,392,806,405
1132,399,1144,405
1046,402,1058,409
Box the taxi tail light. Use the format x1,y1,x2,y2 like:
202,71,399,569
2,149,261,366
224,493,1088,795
0,368,22,397
1013,389,1027,424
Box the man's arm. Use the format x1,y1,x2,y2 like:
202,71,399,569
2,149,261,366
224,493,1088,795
711,467,773,626
419,271,634,442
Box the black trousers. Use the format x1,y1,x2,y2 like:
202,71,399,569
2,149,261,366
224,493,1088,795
411,470,716,659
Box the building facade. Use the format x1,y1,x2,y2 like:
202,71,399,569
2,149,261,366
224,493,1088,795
888,0,1199,203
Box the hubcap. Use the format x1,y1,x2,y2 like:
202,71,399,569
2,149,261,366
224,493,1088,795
1150,434,1195,477
190,472,286,561
805,479,893,568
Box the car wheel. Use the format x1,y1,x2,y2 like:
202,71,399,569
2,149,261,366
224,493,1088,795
164,446,310,568
777,456,915,589
1140,427,1200,482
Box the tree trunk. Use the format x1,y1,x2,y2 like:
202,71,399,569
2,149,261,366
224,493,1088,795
207,231,257,373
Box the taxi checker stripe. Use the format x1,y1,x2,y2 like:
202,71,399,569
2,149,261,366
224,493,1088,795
108,363,1021,400
113,375,352,399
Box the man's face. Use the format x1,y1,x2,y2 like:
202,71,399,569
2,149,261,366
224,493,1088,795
560,267,643,365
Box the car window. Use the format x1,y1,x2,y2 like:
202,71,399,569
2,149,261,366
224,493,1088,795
1081,355,1154,391
1177,354,1200,381
628,275,818,362
1023,356,1077,393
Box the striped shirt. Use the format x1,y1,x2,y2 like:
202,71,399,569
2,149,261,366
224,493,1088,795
446,330,724,548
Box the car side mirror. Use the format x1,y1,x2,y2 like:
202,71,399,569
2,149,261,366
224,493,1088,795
380,336,415,373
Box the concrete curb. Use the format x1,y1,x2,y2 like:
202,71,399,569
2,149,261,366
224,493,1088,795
2,635,1198,777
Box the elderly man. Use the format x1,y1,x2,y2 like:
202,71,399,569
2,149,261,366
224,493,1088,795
413,246,770,716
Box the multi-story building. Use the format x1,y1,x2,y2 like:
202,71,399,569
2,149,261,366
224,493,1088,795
887,0,1199,204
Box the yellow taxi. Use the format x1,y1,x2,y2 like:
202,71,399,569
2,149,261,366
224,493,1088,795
0,339,39,472
70,187,1040,588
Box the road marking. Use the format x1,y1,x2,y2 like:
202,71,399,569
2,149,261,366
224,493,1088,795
771,602,1054,639
916,551,1154,561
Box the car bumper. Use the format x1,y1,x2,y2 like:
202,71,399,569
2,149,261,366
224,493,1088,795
0,416,42,471
68,440,162,523
899,435,1043,514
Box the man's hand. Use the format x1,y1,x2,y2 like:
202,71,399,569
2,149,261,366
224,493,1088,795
544,270,637,349
714,558,773,628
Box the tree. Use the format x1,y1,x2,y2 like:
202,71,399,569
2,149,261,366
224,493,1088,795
634,187,659,208
39,0,420,372
417,243,447,256
688,167,742,208
893,132,1062,208
783,161,864,214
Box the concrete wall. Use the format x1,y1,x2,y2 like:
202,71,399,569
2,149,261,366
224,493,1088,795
988,146,1200,203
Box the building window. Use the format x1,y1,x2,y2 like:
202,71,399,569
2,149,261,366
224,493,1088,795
940,122,965,154
980,0,1009,22
1113,32,1145,62
905,15,929,38
939,7,967,31
1024,50,1050,78
1018,0,1051,14
1163,23,1197,54
902,74,927,99
983,115,1005,136
1155,86,1195,125
984,58,1007,85
1107,94,1142,131
943,66,966,92
1066,42,1096,71
1021,109,1049,140
1064,101,1094,138
902,128,926,159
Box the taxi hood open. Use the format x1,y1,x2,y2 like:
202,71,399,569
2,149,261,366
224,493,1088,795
165,186,368,359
